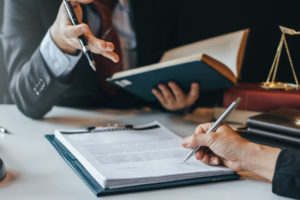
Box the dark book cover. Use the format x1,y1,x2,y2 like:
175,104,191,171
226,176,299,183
247,127,300,146
239,131,300,150
246,107,300,138
108,59,234,101
107,29,249,102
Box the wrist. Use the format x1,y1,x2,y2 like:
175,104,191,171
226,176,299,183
241,142,281,181
241,142,263,172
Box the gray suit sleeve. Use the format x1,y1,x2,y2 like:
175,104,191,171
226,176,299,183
40,29,81,78
1,0,72,119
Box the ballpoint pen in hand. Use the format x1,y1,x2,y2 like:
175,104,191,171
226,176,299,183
63,0,96,71
183,97,241,163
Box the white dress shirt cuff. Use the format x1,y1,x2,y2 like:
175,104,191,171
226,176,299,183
40,29,82,78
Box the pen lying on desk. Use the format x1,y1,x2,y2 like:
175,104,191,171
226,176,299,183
0,127,9,134
63,0,96,71
183,97,241,163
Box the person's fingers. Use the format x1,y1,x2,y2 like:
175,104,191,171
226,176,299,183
195,149,204,160
64,33,119,63
61,24,119,62
99,51,120,63
85,33,115,52
195,124,206,135
187,82,199,105
195,148,220,165
158,84,175,104
70,0,94,7
168,82,185,102
86,33,108,51
70,2,79,8
209,156,220,165
64,23,89,38
201,154,210,164
152,89,167,107
182,132,215,148
106,42,115,51
194,123,214,134
61,1,84,22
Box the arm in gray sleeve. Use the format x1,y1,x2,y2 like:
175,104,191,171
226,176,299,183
2,0,78,119
40,29,82,78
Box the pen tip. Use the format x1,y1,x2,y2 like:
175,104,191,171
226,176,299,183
235,97,241,104
90,61,96,71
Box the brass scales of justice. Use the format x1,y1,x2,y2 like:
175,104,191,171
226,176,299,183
261,26,300,90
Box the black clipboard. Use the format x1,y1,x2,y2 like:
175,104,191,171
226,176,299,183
46,135,240,197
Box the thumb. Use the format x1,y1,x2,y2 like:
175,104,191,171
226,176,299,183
181,133,212,149
70,0,94,7
64,23,89,38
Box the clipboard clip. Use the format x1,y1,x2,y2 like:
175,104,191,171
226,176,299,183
60,124,160,134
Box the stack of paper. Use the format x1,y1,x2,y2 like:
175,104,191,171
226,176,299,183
54,122,235,189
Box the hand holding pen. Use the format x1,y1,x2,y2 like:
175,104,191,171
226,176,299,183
182,97,241,163
51,0,119,70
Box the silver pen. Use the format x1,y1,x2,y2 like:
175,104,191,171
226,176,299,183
0,127,9,134
183,97,241,163
63,0,96,71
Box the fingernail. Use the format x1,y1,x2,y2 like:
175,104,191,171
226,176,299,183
212,158,218,165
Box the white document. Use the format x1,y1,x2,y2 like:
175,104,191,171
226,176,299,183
55,121,234,189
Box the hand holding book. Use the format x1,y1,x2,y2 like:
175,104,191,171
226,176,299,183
108,29,249,102
152,82,199,111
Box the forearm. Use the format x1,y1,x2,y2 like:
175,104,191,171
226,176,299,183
242,142,281,181
9,48,71,119
2,0,76,119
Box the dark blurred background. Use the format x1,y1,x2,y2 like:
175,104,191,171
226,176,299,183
0,0,299,104
174,0,300,83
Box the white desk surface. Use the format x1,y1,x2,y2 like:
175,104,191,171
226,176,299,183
0,105,289,200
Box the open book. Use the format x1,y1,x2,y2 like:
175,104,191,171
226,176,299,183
47,122,238,195
108,29,249,101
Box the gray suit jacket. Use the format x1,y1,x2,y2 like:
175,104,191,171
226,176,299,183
0,0,7,103
1,0,178,119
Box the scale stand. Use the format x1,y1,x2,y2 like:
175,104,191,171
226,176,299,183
261,26,300,91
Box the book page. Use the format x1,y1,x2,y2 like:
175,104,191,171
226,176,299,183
55,122,233,189
161,30,247,77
